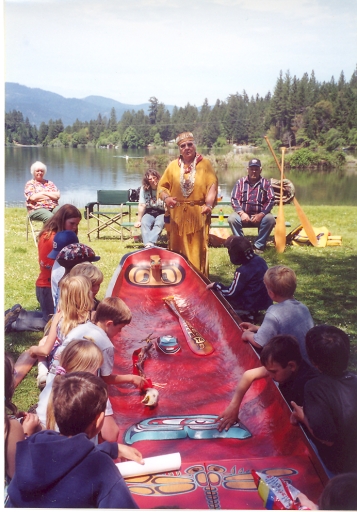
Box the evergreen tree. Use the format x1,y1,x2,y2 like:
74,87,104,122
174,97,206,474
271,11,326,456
108,107,117,132
223,95,239,143
202,99,223,147
156,103,172,142
38,122,49,143
148,97,159,125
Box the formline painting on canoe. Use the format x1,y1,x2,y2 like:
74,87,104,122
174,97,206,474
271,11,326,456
105,247,327,509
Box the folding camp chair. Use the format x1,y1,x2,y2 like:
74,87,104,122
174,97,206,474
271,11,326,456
85,190,132,241
26,214,41,247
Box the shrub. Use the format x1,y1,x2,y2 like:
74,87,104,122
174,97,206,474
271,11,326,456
289,148,320,168
213,136,228,148
324,128,346,151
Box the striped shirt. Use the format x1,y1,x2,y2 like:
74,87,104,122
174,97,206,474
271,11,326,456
231,176,275,216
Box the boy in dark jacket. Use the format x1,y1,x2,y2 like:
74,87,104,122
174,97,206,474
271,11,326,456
6,372,141,508
291,325,357,475
218,334,318,432
207,236,272,317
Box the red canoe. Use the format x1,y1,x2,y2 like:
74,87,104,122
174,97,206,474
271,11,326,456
106,247,327,509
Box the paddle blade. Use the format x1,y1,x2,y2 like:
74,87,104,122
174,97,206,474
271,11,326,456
275,206,286,253
292,197,318,246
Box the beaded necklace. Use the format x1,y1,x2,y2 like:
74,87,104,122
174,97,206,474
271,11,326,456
179,155,197,197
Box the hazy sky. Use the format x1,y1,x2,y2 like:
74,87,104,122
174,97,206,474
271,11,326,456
4,0,357,107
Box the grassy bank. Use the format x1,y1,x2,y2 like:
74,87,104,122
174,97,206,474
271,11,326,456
4,206,357,411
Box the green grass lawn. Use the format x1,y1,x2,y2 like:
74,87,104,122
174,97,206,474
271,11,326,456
4,205,357,411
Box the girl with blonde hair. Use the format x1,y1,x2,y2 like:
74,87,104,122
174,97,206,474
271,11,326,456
69,262,104,311
29,275,94,387
37,339,119,442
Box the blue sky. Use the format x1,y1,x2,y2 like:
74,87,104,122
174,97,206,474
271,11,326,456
4,0,357,107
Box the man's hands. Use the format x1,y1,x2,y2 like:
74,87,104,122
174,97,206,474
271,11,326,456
201,204,212,215
164,196,177,208
240,212,264,225
239,212,250,222
250,212,264,225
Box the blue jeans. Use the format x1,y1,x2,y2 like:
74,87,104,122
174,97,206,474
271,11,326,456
141,212,165,245
13,309,47,332
12,287,53,332
228,212,276,250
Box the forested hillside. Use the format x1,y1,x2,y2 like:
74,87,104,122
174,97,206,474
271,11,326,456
5,69,357,151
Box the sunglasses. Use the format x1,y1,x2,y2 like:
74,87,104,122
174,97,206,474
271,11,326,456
180,142,194,149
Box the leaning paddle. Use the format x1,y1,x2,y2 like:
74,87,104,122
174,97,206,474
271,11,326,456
264,136,318,247
274,148,286,253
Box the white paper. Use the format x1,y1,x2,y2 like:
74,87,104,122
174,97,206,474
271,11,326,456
116,452,181,478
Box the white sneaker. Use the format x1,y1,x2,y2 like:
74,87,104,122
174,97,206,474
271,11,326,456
37,362,48,389
145,243,154,248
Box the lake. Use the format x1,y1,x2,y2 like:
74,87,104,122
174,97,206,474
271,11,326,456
5,146,357,207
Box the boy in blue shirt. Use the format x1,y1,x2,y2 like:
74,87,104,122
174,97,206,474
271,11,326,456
241,265,314,363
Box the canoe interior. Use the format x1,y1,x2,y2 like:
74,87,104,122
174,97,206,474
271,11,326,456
106,247,327,509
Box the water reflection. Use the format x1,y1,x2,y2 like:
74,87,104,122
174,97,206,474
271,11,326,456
5,146,357,207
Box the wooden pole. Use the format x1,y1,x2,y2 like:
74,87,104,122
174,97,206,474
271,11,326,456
264,136,318,247
274,148,286,253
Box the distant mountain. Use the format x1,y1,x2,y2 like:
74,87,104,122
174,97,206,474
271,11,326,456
5,83,174,127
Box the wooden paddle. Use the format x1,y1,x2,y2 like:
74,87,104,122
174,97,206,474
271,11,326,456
163,296,214,356
274,148,286,253
264,136,318,246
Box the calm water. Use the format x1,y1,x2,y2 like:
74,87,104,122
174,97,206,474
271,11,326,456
5,146,357,207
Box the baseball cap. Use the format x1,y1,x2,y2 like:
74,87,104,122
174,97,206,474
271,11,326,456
248,158,261,167
48,230,79,259
56,243,100,269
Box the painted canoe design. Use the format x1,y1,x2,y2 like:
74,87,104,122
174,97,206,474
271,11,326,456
106,247,327,509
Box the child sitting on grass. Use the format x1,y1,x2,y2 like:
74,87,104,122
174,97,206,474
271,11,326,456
240,265,314,363
70,261,104,311
206,236,272,320
6,372,142,508
291,325,357,475
217,335,318,432
37,339,119,443
29,274,93,388
61,296,146,389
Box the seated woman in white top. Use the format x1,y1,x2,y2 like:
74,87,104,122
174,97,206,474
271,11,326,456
134,169,165,248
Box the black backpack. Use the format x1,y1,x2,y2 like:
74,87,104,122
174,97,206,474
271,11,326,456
128,187,140,202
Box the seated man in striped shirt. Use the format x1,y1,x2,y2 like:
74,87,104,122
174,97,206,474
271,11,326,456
228,159,275,254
